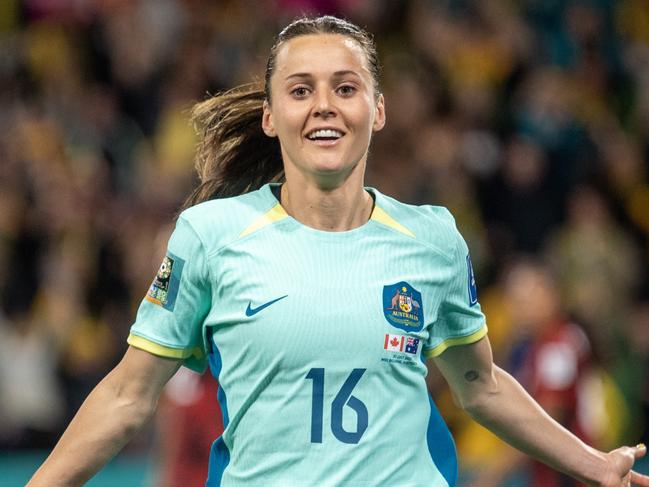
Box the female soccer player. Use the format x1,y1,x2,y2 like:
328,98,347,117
29,15,649,487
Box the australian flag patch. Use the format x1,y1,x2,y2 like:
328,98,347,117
405,337,420,355
146,252,184,311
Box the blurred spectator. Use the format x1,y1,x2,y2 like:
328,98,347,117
613,302,649,446
481,135,560,255
154,368,222,487
546,185,640,362
0,310,65,448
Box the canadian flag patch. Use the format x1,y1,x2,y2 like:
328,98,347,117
384,333,405,352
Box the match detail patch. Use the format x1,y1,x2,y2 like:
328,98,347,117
146,252,185,311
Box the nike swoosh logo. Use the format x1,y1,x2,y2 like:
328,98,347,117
245,295,288,317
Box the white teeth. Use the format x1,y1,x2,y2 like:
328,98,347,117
307,129,343,140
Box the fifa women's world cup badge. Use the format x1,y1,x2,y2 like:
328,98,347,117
146,253,185,311
382,282,424,332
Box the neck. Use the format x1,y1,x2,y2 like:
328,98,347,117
280,178,373,232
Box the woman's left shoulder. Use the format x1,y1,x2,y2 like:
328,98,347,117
370,189,462,258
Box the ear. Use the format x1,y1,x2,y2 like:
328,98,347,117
372,94,386,132
262,100,277,137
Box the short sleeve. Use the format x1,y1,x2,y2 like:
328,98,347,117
423,221,487,358
128,216,212,372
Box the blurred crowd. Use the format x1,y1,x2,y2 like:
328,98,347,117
1,0,648,485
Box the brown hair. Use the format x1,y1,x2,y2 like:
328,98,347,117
182,16,381,209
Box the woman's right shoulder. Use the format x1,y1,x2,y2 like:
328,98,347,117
175,186,279,251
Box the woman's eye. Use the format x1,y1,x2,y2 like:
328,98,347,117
291,87,309,98
337,85,356,96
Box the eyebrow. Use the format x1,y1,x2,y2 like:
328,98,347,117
284,70,362,81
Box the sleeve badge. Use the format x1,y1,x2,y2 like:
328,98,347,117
146,252,185,311
466,254,478,306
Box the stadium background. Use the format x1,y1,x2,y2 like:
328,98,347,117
1,0,648,485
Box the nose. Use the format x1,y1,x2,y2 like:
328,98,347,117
313,90,336,118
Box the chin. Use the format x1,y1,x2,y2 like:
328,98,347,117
312,153,364,172
313,162,348,173
312,161,357,178
284,150,365,183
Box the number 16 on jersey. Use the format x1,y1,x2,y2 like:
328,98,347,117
305,368,368,444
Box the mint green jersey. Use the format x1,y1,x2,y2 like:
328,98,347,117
128,183,487,486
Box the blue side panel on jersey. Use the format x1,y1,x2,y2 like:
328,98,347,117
426,395,458,486
206,337,230,486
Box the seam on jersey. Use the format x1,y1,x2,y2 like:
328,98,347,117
127,332,204,359
238,203,288,238
178,215,217,287
438,228,461,310
175,216,216,371
195,199,283,259
211,215,295,260
374,194,462,260
433,230,474,326
423,323,488,358
370,220,455,264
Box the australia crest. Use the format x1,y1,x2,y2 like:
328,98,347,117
383,281,424,332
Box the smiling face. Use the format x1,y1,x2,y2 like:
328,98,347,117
262,34,385,189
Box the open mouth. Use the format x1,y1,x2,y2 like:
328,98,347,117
306,129,345,142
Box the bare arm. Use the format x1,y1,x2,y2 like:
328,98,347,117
27,346,182,487
432,336,649,487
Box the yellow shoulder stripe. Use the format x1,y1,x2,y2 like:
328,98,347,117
240,202,415,238
371,206,416,238
127,333,204,360
424,324,488,358
239,203,289,237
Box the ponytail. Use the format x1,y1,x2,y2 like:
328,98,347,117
181,84,283,210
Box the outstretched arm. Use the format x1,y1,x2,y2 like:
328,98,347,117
432,336,649,487
28,346,181,487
